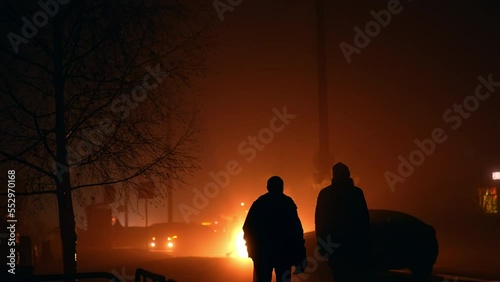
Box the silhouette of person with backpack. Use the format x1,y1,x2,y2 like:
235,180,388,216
315,162,371,282
243,176,306,282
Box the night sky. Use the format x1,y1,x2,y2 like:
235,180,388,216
113,0,499,232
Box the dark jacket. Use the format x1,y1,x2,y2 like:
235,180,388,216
315,178,370,261
243,192,305,265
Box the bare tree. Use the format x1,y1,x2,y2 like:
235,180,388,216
0,0,211,276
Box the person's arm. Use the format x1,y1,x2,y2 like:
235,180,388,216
314,190,329,256
243,201,258,257
353,188,371,261
360,191,371,243
283,198,306,272
356,189,370,230
290,200,305,257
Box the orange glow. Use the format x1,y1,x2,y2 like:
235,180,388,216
235,230,248,258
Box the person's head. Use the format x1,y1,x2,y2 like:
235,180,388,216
332,162,350,181
267,176,284,194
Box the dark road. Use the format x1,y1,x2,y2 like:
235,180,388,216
33,221,499,282
72,251,499,282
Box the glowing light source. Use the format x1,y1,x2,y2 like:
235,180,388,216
167,242,173,248
240,202,245,207
150,242,155,247
235,230,248,258
492,171,500,180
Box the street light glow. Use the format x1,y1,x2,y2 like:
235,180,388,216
493,171,500,180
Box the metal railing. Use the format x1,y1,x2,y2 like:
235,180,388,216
135,268,176,282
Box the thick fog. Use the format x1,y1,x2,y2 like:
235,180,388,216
151,1,500,233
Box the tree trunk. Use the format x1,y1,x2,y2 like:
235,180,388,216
56,184,77,276
54,12,77,278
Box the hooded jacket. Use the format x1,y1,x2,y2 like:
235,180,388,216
315,178,370,260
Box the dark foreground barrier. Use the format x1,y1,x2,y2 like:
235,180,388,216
3,268,174,282
3,271,120,281
135,268,176,282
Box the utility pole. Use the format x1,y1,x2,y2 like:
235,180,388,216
124,183,129,227
167,113,173,223
139,181,154,227
313,0,334,185
167,186,173,223
145,199,149,227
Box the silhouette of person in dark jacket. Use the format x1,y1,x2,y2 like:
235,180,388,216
243,176,306,282
315,162,371,282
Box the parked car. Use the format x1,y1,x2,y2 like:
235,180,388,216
368,209,439,279
305,209,438,280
